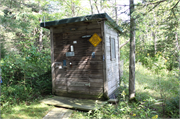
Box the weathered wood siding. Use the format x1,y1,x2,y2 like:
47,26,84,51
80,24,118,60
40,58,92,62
104,22,120,97
52,21,104,99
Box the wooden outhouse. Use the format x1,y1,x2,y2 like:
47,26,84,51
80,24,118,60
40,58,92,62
40,13,122,99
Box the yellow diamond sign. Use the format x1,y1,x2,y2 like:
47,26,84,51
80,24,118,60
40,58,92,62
89,33,102,47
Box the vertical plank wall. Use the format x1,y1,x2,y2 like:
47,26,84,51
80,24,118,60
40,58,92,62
104,22,120,97
52,21,104,99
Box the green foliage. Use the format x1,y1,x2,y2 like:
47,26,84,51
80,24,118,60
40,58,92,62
71,63,179,118
0,43,51,110
1,84,37,107
0,0,53,111
134,0,180,71
165,96,180,118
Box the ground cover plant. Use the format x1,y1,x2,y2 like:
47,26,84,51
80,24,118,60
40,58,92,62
71,62,179,119
0,45,52,118
1,61,179,118
1,100,54,119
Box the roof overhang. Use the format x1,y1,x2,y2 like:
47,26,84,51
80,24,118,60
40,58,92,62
40,13,123,33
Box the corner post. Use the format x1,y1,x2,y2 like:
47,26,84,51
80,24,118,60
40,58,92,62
50,27,55,94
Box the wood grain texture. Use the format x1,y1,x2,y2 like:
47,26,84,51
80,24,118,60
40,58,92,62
50,27,55,94
104,22,119,97
40,96,107,110
52,21,105,99
101,21,108,98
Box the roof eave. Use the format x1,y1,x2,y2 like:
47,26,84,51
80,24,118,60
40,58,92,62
40,13,123,33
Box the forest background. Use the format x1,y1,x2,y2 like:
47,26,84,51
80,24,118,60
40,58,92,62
0,0,179,118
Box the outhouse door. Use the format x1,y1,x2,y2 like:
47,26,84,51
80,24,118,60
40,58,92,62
54,40,103,97
53,25,104,98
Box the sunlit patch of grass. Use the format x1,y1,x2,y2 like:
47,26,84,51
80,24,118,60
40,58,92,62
126,63,179,100
70,62,179,118
71,110,88,118
72,62,178,118
1,101,54,119
120,62,179,118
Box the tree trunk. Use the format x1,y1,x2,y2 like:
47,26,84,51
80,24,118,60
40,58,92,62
38,1,43,52
39,25,43,52
115,0,118,23
152,31,157,55
175,32,180,78
38,15,43,52
89,0,93,14
71,0,75,17
153,12,157,55
129,0,136,100
94,0,99,13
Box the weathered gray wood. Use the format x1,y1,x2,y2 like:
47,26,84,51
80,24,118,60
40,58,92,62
54,42,102,49
68,86,89,94
67,82,103,88
53,30,102,38
90,87,103,95
104,22,119,97
55,78,103,88
56,78,103,82
108,99,118,103
41,96,107,111
53,22,101,33
101,21,108,98
54,56,102,63
50,20,119,99
54,44,102,51
43,107,73,119
43,16,121,100
50,27,55,94
56,86,67,90
55,73,102,78
55,79,66,85
55,92,103,99
67,82,90,87
67,78,89,82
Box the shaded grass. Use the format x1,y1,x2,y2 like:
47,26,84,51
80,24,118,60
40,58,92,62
1,98,54,119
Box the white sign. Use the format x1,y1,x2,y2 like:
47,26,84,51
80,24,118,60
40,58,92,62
66,52,75,57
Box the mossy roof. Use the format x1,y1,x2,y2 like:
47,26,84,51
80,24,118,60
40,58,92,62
40,13,122,33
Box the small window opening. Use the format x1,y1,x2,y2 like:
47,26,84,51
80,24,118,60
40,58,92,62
110,37,116,60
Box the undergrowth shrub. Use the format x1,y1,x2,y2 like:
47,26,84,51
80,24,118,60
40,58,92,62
84,94,159,119
165,96,180,118
0,43,51,109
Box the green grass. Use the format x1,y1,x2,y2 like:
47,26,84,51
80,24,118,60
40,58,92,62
1,63,179,118
1,97,54,119
134,63,179,100
71,62,179,119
